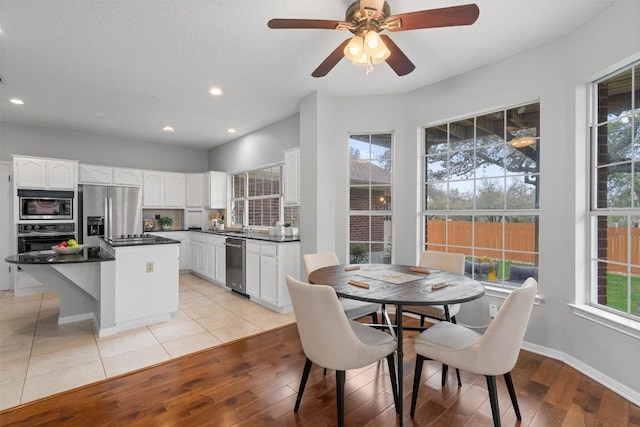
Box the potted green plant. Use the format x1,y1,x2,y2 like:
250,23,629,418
159,216,173,231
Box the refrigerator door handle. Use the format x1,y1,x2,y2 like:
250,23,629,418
105,197,112,240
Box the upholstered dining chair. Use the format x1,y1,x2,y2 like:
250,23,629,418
285,275,399,427
404,250,466,386
410,278,537,427
303,252,381,323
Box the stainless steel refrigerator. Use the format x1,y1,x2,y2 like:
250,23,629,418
78,185,143,246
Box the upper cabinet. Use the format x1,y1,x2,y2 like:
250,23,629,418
78,164,112,184
164,173,185,207
205,171,226,209
143,171,164,207
14,156,77,190
283,148,300,206
143,171,185,208
113,168,143,186
185,173,204,208
79,164,143,186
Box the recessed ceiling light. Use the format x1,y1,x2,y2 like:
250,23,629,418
162,126,175,133
10,98,24,105
227,128,236,134
209,87,223,96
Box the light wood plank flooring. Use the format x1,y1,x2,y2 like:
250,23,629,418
1,317,638,426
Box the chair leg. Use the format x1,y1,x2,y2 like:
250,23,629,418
336,370,346,427
372,311,378,324
295,358,313,412
486,375,501,427
420,314,425,327
441,364,448,387
386,354,400,414
503,372,521,420
323,368,327,376
410,354,425,417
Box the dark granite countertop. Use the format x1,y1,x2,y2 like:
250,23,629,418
5,247,115,265
193,229,300,243
102,236,180,247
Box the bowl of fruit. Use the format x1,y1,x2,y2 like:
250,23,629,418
52,239,83,254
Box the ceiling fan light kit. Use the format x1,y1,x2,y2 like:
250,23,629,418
344,31,391,74
267,1,479,77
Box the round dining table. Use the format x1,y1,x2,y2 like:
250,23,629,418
308,263,485,421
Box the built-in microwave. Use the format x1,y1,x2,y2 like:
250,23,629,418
18,189,74,220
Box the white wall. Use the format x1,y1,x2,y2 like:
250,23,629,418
0,122,209,172
295,0,640,399
207,114,299,173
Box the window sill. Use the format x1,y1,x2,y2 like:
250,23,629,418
569,304,640,340
484,284,544,305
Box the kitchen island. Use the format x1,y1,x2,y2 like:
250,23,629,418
5,236,181,336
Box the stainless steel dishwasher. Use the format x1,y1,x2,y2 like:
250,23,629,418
225,238,247,296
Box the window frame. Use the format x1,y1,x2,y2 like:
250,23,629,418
231,163,293,229
588,59,640,323
420,102,541,289
348,132,394,265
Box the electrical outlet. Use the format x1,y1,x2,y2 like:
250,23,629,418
489,304,498,318
146,262,154,273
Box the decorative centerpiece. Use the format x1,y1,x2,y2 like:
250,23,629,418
159,216,173,231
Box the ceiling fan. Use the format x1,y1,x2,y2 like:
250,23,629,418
267,0,479,77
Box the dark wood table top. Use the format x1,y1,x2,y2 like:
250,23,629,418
308,263,485,306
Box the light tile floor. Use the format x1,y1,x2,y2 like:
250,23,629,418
0,273,296,410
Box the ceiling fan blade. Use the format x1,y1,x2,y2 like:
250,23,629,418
360,0,385,20
268,19,344,30
311,39,351,78
379,35,415,76
386,4,479,32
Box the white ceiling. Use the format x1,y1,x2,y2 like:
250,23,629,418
0,0,615,149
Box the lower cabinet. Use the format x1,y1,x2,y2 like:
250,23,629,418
245,241,300,313
187,232,225,285
151,232,189,271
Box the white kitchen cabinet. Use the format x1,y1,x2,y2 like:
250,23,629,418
188,233,227,284
260,253,278,306
186,173,204,207
204,235,226,283
205,235,226,284
79,164,143,187
150,232,189,271
143,171,185,208
283,148,300,206
78,164,112,184
214,237,226,284
164,172,185,207
143,171,164,207
245,240,299,313
189,233,205,274
14,156,77,190
205,171,227,209
113,168,143,186
246,242,261,298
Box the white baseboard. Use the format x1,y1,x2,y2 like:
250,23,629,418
58,312,94,325
522,341,640,407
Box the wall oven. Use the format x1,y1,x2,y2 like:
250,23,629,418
17,223,76,253
18,189,74,221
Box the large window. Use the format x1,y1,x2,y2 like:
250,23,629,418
590,61,640,320
231,165,299,228
349,133,393,264
422,103,540,287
